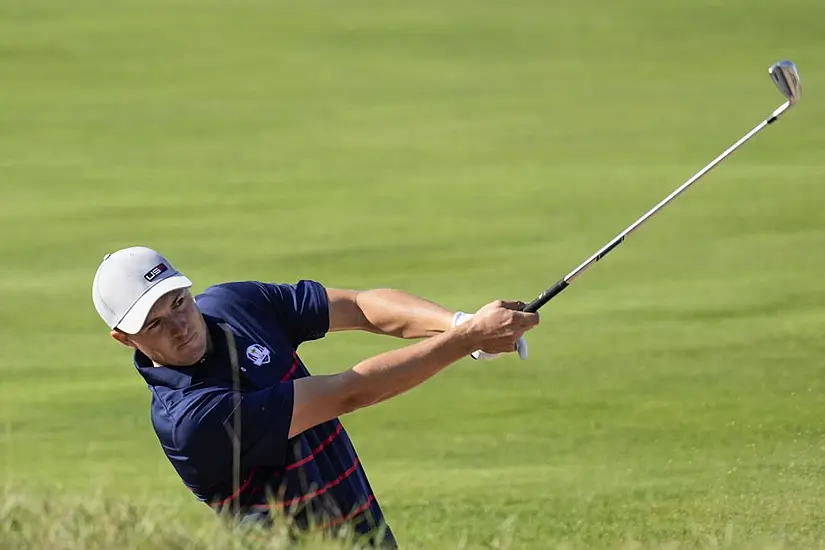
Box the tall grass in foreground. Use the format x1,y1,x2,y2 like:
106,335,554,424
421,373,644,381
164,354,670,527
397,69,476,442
2,489,824,550
0,489,360,550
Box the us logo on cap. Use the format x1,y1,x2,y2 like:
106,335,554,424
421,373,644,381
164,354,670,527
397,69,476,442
246,344,271,367
144,263,168,282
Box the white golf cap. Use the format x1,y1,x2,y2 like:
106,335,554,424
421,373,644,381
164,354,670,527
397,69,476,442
92,246,193,334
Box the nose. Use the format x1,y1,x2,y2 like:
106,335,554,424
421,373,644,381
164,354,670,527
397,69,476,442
169,316,188,338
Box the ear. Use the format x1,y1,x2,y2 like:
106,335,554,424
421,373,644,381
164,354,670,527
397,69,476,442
111,329,137,349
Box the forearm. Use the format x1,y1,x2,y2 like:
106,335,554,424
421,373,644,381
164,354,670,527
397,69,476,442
354,289,455,339
289,298,537,437
342,323,477,408
290,323,478,436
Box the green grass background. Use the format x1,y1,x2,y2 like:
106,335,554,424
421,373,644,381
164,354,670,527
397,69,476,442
1,0,824,548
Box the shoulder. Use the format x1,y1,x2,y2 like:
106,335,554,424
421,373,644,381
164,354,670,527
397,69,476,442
196,280,328,308
196,280,276,305
196,280,331,347
193,281,278,319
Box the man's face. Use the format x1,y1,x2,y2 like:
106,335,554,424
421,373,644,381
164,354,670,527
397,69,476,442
111,288,209,366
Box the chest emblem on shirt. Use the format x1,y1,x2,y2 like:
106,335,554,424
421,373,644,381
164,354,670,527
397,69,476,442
245,344,271,367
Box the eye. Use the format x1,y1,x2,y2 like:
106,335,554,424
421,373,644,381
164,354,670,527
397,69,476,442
145,320,160,331
173,296,185,309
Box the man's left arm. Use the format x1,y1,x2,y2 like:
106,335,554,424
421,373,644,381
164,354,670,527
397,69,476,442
326,287,529,360
326,288,454,339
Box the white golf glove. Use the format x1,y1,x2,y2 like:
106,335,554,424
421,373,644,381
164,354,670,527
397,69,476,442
451,311,528,361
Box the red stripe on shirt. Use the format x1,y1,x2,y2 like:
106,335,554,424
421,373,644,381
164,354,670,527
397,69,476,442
253,457,361,509
210,468,257,507
323,493,376,528
281,352,299,381
286,422,343,470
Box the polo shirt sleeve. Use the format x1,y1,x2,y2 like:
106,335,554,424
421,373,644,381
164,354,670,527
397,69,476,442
174,382,295,487
205,279,330,349
258,279,330,347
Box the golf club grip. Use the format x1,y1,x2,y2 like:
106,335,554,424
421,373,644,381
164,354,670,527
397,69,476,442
523,279,569,312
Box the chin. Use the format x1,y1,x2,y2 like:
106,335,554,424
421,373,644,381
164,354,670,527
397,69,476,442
187,338,208,362
175,337,206,366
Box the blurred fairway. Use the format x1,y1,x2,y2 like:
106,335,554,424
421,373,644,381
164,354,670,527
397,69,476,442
2,0,825,548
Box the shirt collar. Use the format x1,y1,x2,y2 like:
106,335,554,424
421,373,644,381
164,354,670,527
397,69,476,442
133,313,227,389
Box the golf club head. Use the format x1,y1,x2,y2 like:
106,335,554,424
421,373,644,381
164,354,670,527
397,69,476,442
769,60,801,104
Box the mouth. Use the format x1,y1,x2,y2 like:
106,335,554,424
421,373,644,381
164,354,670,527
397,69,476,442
178,333,197,349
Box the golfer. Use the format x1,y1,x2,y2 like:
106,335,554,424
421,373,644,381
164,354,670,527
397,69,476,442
91,246,539,547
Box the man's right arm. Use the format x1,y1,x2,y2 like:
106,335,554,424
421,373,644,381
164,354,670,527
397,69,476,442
288,299,539,438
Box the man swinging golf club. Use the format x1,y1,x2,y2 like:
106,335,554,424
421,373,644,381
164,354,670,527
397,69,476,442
92,246,539,547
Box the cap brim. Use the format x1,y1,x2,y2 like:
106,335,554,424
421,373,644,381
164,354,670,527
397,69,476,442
116,274,193,334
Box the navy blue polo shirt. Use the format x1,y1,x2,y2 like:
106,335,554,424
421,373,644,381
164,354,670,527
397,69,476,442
133,280,395,547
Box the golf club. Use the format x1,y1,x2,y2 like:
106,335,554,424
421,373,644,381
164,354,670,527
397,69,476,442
522,60,802,313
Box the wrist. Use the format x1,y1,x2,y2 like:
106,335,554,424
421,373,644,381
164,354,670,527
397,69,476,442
451,311,473,328
448,318,481,355
449,312,481,354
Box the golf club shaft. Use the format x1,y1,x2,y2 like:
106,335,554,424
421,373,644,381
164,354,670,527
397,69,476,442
523,100,792,313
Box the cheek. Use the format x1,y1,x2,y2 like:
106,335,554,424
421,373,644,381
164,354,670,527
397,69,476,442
147,330,175,348
189,307,204,329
